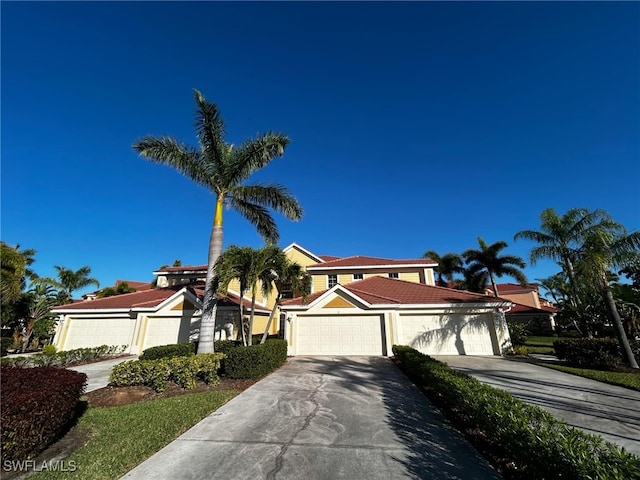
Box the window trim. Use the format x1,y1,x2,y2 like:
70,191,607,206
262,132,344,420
353,273,364,281
388,272,399,279
327,274,338,288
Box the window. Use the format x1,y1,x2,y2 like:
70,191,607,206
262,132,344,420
388,273,399,279
328,274,338,288
280,282,294,299
353,273,364,281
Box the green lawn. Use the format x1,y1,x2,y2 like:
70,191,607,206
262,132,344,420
524,335,557,354
31,390,239,480
540,363,640,391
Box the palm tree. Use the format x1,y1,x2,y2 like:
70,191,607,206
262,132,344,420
52,266,100,304
462,237,528,297
423,250,464,287
216,246,254,346
260,256,311,344
514,208,617,310
133,89,303,354
1,243,37,306
576,228,640,368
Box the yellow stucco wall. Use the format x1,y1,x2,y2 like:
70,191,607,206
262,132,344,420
399,271,420,283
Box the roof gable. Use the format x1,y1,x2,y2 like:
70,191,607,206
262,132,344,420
281,276,508,308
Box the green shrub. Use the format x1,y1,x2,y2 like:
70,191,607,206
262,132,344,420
222,339,287,379
139,342,196,361
506,320,528,345
42,344,57,356
553,338,638,369
109,353,225,392
392,345,640,479
1,364,87,461
5,345,128,368
512,345,529,356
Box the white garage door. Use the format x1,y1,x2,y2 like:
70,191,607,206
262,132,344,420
397,314,496,355
63,318,136,351
143,317,190,351
296,315,384,355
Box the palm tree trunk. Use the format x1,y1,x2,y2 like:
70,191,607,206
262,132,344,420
601,275,639,369
489,272,499,297
197,198,225,354
248,291,257,346
261,293,280,344
239,288,247,346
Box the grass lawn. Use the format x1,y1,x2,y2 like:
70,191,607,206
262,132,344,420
540,363,640,391
524,335,557,354
31,390,239,480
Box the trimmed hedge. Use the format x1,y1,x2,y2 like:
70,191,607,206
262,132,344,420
3,344,128,368
139,342,196,361
392,345,640,480
1,364,87,461
109,353,225,392
221,339,287,379
554,337,640,369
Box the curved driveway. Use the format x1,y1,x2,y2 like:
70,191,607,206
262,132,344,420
435,356,640,457
122,356,500,480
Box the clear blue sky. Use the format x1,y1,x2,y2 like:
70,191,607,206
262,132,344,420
2,1,639,297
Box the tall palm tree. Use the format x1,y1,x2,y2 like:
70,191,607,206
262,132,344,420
133,89,303,354
514,208,618,310
260,256,311,344
462,237,528,297
576,228,640,368
423,250,464,287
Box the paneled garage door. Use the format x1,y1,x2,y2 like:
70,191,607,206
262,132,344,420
295,315,384,355
143,317,191,351
63,318,136,351
397,314,496,355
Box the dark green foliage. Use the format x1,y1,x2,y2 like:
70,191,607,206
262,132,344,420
1,364,87,461
392,345,640,480
109,354,225,392
554,338,639,369
506,320,529,345
221,339,287,379
139,342,196,361
1,337,12,356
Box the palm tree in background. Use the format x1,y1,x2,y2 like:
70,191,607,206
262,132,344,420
51,266,100,304
260,256,311,344
133,89,303,354
462,237,528,297
423,250,464,287
576,227,640,368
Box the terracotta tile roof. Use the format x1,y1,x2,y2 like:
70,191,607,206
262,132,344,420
155,265,208,273
281,276,508,307
509,303,558,314
54,281,269,314
53,284,194,310
318,255,341,262
491,283,539,293
116,280,154,291
306,256,437,269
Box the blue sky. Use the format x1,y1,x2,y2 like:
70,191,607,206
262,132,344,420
2,1,639,297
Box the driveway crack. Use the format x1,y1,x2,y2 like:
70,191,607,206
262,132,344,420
266,374,325,480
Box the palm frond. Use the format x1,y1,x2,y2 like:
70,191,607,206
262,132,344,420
228,197,279,244
192,89,226,174
226,133,290,185
231,184,303,221
132,136,216,191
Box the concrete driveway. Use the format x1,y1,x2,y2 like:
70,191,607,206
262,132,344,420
121,356,500,480
435,356,640,457
68,355,137,392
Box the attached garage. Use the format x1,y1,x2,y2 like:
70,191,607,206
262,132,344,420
281,276,511,357
397,313,497,356
295,314,384,355
61,316,136,350
142,316,196,352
